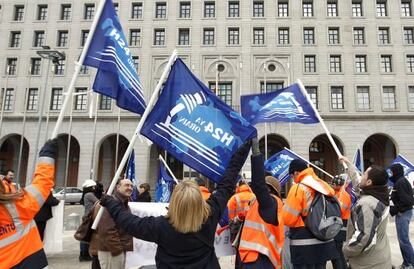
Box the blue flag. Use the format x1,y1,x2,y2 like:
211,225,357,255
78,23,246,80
264,149,307,186
141,58,257,182
125,150,138,201
345,182,358,206
388,154,414,178
83,0,146,114
241,83,319,125
353,148,364,173
155,162,175,203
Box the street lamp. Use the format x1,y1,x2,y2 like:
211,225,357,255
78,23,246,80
29,46,65,182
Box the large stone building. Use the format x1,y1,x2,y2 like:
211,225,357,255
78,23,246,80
0,0,413,189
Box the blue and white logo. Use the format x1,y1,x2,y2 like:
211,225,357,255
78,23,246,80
264,149,305,186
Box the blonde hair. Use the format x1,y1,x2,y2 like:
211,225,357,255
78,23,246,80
166,180,211,233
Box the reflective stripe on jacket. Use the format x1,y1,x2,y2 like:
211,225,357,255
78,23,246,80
335,188,351,220
239,195,284,269
199,186,211,200
0,157,55,269
227,185,255,220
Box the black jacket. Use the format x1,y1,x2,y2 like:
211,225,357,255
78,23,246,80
137,191,151,202
103,142,250,269
35,192,60,222
391,177,414,215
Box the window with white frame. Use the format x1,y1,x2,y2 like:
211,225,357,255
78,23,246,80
253,28,265,45
401,0,412,16
253,1,264,17
27,88,38,111
178,28,190,45
154,29,165,45
84,4,95,20
54,59,65,75
81,30,89,47
353,27,365,44
37,5,47,20
378,27,390,44
352,1,363,17
327,1,338,17
79,65,88,75
303,1,313,17
10,31,21,48
228,1,240,17
6,58,17,75
406,55,414,72
132,56,139,71
57,30,69,47
260,82,284,93
2,88,14,111
228,27,240,45
377,0,387,16
404,27,414,44
329,55,342,73
14,5,24,21
30,58,41,75
355,55,367,73
61,4,71,20
33,31,45,47
380,55,392,72
303,27,315,44
203,28,215,45
99,95,112,110
306,86,318,108
131,2,143,19
155,2,167,18
180,2,191,18
130,29,141,46
382,86,396,109
356,86,370,109
408,86,414,110
209,82,233,106
204,2,215,18
278,28,289,45
331,86,344,109
328,27,340,44
74,88,87,111
278,1,288,17
50,88,63,111
304,55,316,72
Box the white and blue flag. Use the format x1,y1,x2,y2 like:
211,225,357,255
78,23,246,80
155,162,175,203
83,0,146,115
241,83,319,125
125,150,138,201
388,154,414,178
140,58,257,183
353,148,364,173
264,149,307,186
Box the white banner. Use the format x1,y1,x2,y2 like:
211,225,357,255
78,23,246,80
125,202,235,269
44,202,64,254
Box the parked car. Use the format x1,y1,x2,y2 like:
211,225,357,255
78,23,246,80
53,187,83,204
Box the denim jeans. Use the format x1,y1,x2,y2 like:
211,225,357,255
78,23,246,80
396,209,414,266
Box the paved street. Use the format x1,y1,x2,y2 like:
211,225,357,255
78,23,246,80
46,205,412,269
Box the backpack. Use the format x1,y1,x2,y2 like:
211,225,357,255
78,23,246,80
303,190,343,241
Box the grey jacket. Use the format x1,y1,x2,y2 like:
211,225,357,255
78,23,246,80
343,165,391,268
83,192,98,216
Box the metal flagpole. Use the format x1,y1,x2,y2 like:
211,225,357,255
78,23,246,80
0,66,10,138
92,49,178,229
51,0,107,139
284,147,334,179
63,92,74,204
264,63,268,159
297,79,348,170
17,87,28,185
159,154,179,184
89,93,99,179
114,107,121,172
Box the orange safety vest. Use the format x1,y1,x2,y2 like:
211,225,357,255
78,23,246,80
199,186,211,200
227,185,255,220
239,195,285,269
283,167,336,228
1,179,16,194
335,188,351,220
0,157,55,269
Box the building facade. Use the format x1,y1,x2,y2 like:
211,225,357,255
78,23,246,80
0,0,413,189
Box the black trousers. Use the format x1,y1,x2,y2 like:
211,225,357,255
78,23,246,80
36,221,47,241
293,263,326,269
331,240,347,269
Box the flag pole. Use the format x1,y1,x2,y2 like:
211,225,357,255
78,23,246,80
284,147,334,179
0,66,10,138
50,0,106,139
296,79,347,170
159,154,179,184
114,107,121,172
18,87,28,186
264,63,268,159
92,49,178,229
89,93,99,179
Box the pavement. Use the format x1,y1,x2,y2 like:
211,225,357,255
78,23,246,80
46,205,412,269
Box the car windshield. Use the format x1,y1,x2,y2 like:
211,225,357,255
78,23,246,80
53,187,64,194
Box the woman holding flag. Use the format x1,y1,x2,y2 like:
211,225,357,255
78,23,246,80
98,140,252,268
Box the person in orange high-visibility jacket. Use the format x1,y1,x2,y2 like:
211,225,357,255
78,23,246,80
195,177,211,200
0,139,58,269
227,181,255,221
283,159,339,269
331,174,351,269
238,138,285,269
1,174,17,194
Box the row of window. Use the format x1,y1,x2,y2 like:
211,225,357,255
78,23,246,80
0,88,113,112
8,0,414,22
1,84,413,113
8,25,414,49
4,52,412,77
